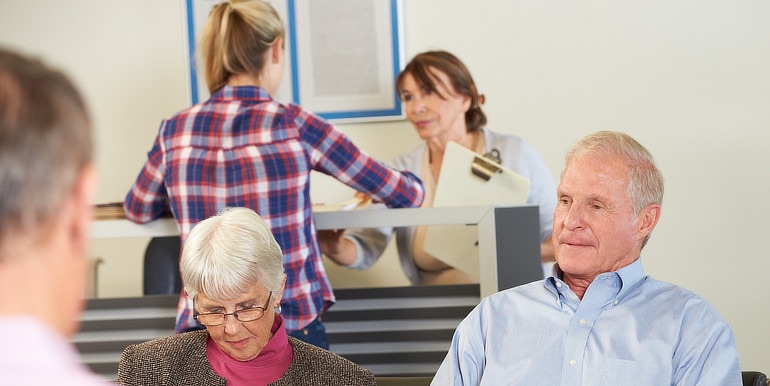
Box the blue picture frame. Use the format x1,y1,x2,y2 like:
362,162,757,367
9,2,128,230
184,0,404,122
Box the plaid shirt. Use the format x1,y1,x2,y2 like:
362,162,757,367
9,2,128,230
124,86,424,333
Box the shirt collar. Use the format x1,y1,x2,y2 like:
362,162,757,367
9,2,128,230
210,85,273,103
545,258,647,305
613,258,646,301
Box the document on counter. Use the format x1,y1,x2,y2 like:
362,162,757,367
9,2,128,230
93,202,126,220
423,141,531,279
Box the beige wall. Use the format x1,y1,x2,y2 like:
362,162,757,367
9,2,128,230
2,0,769,370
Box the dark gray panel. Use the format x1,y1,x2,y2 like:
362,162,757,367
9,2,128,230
494,206,543,291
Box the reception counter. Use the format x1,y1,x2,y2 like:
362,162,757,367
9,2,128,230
92,205,542,297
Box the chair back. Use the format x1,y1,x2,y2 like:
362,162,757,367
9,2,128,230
143,236,182,295
742,371,768,386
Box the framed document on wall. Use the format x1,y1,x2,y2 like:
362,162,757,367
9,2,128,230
184,0,404,122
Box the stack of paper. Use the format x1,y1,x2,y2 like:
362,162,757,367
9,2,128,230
93,202,126,220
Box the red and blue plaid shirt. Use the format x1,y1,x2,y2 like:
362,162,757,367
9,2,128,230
124,86,423,333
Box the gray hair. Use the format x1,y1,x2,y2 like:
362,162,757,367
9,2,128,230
563,131,664,216
181,207,285,302
0,47,92,253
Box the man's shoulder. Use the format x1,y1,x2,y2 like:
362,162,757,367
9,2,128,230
637,276,728,321
498,280,547,295
479,280,548,307
642,276,706,302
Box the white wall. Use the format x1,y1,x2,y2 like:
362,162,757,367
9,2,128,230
2,0,768,370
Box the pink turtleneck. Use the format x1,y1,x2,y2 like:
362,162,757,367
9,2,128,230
206,315,293,385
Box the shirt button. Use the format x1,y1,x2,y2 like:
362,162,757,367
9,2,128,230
579,318,587,326
555,282,562,288
614,299,619,305
569,359,577,366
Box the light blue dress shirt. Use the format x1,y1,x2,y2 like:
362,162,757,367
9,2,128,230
431,259,742,386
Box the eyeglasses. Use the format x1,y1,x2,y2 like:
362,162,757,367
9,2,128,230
194,291,272,326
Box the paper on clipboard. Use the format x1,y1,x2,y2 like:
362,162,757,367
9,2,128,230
423,141,531,279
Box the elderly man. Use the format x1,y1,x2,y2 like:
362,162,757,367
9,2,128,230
431,131,741,385
0,47,107,384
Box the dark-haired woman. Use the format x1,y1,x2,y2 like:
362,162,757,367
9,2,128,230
321,51,555,285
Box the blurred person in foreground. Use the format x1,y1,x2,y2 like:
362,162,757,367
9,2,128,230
431,131,742,385
123,0,424,346
117,207,376,385
0,47,108,384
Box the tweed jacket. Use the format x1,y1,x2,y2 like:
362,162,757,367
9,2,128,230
117,331,375,385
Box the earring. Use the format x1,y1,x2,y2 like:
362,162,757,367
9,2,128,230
274,304,282,314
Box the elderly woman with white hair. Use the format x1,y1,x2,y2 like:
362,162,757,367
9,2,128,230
117,207,376,385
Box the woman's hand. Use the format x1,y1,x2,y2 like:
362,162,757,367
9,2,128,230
318,229,358,266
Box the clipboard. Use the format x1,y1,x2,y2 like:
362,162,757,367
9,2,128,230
423,141,531,279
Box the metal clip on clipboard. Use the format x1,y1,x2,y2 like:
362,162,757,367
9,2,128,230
471,148,502,181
